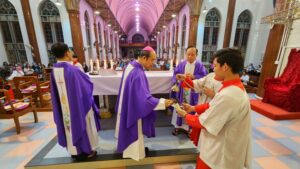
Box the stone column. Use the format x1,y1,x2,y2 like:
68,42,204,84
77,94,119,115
21,0,41,63
65,0,84,63
256,25,285,97
223,0,236,48
188,15,200,46
93,16,100,60
67,9,85,63
187,0,202,47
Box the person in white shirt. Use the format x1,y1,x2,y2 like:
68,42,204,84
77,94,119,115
176,48,252,169
7,66,24,80
241,70,250,85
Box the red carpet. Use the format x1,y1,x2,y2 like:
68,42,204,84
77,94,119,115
250,99,300,120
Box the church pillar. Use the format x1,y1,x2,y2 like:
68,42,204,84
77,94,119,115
256,25,285,97
188,15,200,46
21,0,41,63
67,9,85,63
65,0,84,63
187,0,202,47
93,16,100,60
173,25,179,66
223,0,236,48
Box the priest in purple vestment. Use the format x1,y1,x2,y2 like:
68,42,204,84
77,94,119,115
115,46,174,161
171,46,207,136
50,43,100,160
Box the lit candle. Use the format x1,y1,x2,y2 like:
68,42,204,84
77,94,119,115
90,59,93,72
176,59,179,66
96,59,100,71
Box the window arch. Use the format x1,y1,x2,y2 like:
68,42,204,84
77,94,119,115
234,10,252,58
180,15,187,58
0,0,26,64
97,22,102,59
202,8,221,65
84,11,91,46
172,24,175,47
40,0,64,63
132,34,144,43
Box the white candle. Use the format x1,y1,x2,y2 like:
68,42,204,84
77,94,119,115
169,59,173,71
176,59,179,66
110,60,114,70
104,60,107,69
96,59,100,71
90,59,93,72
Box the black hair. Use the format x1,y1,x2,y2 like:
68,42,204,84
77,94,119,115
186,46,198,55
51,43,69,59
73,54,78,58
213,48,244,74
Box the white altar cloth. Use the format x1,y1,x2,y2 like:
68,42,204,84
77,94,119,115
89,71,173,95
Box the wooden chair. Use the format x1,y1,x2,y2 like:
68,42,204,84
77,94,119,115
0,89,38,134
36,80,51,108
44,68,52,81
13,76,38,100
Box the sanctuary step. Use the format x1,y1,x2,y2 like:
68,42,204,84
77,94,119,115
25,127,198,169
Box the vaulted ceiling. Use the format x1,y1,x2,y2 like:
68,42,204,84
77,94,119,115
86,0,187,36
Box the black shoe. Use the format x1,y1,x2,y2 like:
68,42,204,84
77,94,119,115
145,147,149,156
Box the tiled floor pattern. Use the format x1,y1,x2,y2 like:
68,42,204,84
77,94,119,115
0,108,300,168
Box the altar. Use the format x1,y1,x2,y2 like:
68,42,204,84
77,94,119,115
89,71,173,95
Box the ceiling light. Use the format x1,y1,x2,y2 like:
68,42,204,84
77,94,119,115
136,15,140,18
108,24,111,27
157,31,160,34
55,0,62,6
135,7,140,11
171,13,176,18
94,10,100,15
114,31,118,33
162,25,166,28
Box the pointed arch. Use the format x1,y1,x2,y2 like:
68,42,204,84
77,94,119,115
40,0,64,63
0,0,27,64
180,14,187,57
202,7,221,65
234,10,252,57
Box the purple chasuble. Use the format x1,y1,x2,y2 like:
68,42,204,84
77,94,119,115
115,61,159,153
170,60,207,126
51,62,101,154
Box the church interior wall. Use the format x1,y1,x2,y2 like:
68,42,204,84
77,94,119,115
246,0,273,67
80,0,97,63
176,4,190,61
0,21,8,64
95,16,106,61
196,0,229,62
232,0,273,67
8,0,33,64
127,27,149,42
29,0,72,66
167,19,177,60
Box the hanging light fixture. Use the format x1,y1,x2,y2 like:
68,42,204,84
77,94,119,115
202,6,208,13
171,0,176,18
55,0,62,6
94,0,100,15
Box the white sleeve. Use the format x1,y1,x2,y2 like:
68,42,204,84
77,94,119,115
193,76,206,93
199,93,236,136
154,98,166,110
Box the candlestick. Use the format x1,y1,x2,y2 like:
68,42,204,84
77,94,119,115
90,59,93,72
